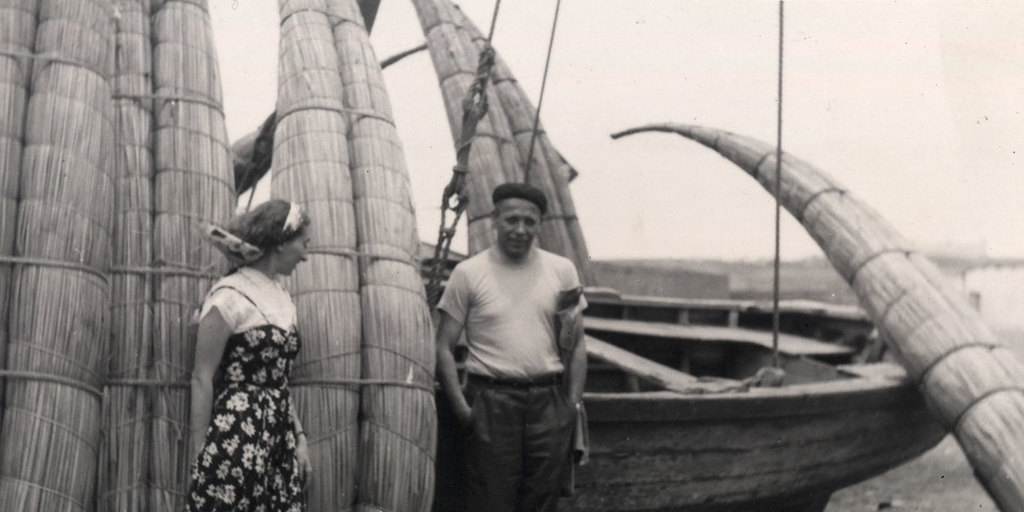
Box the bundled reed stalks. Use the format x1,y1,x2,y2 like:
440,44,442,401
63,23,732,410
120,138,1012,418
99,0,153,510
0,0,39,405
330,1,436,510
411,0,525,255
0,0,115,510
613,123,1024,511
150,1,233,509
448,3,595,283
272,1,361,509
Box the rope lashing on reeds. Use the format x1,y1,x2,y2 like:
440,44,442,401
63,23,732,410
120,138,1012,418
304,247,420,269
279,104,394,125
1,476,92,512
522,0,562,185
952,386,1024,434
109,265,221,280
7,341,105,382
290,379,433,393
362,418,437,458
794,187,846,220
920,343,1003,391
99,378,434,392
0,255,110,282
847,249,915,284
104,379,189,388
0,370,104,398
112,91,225,114
0,48,109,78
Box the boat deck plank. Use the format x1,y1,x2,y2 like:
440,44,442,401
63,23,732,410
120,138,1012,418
585,317,856,357
586,334,741,394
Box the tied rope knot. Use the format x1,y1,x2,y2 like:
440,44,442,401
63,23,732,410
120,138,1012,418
425,1,503,307
463,45,495,119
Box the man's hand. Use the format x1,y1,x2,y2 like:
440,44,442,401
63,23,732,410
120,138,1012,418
296,434,313,488
453,397,473,428
437,311,472,431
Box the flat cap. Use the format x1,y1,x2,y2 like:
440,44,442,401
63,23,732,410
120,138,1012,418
492,182,548,215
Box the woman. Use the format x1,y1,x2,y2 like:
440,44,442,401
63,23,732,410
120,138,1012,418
188,199,313,512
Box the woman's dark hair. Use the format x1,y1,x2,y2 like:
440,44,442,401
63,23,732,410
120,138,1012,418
226,199,310,250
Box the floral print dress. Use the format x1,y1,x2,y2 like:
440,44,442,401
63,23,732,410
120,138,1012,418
188,270,304,512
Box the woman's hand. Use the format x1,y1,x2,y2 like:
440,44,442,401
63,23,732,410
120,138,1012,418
296,433,313,488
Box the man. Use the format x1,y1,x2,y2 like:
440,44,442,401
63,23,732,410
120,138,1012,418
436,182,587,512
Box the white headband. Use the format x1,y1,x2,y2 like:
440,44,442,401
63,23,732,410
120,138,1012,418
282,202,303,234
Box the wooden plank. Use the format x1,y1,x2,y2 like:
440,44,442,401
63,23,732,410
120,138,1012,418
585,317,856,357
585,290,870,323
838,362,909,381
584,335,739,394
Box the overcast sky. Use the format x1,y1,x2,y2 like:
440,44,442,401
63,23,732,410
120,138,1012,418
210,1,1023,261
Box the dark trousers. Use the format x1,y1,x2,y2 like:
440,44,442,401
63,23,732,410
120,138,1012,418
464,376,574,512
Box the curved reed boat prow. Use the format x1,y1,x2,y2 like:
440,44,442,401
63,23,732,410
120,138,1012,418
613,123,1024,511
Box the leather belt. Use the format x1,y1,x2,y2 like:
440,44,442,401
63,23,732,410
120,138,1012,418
467,372,562,389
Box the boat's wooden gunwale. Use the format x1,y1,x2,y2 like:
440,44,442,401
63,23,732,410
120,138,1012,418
571,373,943,512
586,316,855,357
583,368,924,423
587,291,869,323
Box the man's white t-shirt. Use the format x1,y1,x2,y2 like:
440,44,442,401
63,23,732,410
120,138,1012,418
438,246,586,380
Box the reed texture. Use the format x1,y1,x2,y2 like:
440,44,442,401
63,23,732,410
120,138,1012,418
330,1,436,510
100,0,153,510
411,0,526,254
0,1,116,510
150,0,233,509
448,2,595,282
0,0,39,406
273,1,361,509
612,123,1024,512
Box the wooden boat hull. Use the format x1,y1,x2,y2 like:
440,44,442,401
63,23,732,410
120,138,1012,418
569,371,944,511
434,362,943,512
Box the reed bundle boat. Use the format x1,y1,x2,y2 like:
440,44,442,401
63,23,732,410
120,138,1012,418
0,2,1018,511
274,2,362,508
332,3,437,510
411,0,509,253
411,0,595,279
0,0,39,407
149,0,234,509
613,123,1024,511
273,1,435,510
0,0,116,509
101,0,154,510
444,2,595,284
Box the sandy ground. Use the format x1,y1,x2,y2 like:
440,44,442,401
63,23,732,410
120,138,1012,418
825,436,996,511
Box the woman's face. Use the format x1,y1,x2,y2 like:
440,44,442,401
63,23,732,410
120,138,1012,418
276,231,310,275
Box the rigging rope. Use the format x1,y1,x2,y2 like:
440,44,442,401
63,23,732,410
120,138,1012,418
522,0,563,185
771,1,785,368
425,0,503,307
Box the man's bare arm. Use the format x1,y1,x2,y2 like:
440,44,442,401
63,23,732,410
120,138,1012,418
436,310,471,424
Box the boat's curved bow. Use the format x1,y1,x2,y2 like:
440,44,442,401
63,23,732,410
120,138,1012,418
613,123,1024,511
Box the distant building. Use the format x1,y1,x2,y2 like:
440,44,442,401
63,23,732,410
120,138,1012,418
960,264,1024,342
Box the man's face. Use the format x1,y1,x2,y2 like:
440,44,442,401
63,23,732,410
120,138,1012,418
494,198,541,260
